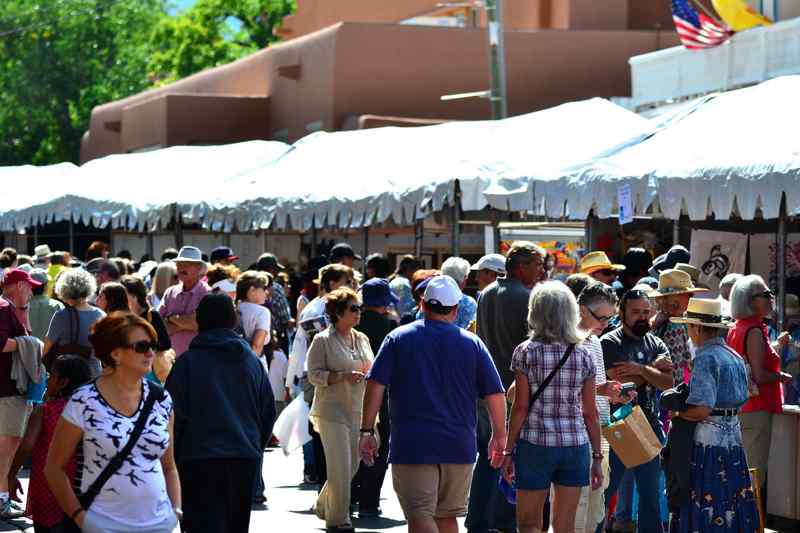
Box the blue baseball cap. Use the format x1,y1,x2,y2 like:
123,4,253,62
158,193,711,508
361,278,399,308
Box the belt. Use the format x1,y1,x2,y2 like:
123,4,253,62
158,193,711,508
710,408,739,417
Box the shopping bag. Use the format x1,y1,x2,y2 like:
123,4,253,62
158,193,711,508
272,394,312,456
602,405,662,468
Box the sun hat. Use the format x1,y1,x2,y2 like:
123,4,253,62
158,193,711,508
361,278,399,308
579,251,626,275
649,269,709,298
470,254,507,275
670,298,733,329
674,263,701,284
423,275,462,307
135,260,159,280
34,245,52,259
173,246,205,264
211,278,237,293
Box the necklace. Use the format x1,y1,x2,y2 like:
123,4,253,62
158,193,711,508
337,329,357,356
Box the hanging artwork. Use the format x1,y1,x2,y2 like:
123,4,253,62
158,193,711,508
689,229,748,294
750,233,800,289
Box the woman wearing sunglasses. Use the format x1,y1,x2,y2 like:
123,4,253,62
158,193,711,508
45,312,181,533
307,288,374,532
727,274,793,500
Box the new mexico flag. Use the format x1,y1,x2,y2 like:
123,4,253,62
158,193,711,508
712,0,772,31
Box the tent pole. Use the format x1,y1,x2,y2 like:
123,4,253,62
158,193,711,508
673,218,680,247
146,232,154,259
310,217,318,258
585,211,594,252
68,218,75,256
414,215,424,260
363,227,369,261
451,187,462,257
777,195,787,331
173,203,184,249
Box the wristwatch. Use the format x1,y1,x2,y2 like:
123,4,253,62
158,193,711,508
359,428,375,436
592,451,604,460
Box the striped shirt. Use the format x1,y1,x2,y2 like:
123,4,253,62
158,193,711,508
511,339,596,447
584,335,610,454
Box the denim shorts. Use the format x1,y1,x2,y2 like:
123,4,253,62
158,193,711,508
514,440,590,490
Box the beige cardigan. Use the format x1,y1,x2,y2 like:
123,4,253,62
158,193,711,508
307,326,374,425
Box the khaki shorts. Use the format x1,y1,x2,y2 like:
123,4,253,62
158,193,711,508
573,452,610,532
392,463,473,520
0,396,33,438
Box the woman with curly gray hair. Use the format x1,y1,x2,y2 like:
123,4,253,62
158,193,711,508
43,268,105,376
502,281,603,533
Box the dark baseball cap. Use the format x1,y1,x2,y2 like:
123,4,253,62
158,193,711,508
210,246,239,263
361,278,399,308
329,243,362,262
256,253,285,271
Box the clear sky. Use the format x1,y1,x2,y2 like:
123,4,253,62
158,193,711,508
169,0,196,14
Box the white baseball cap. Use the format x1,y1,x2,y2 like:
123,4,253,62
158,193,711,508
470,253,507,275
212,279,237,293
423,275,462,307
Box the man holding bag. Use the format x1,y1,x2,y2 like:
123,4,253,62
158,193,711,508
601,289,673,533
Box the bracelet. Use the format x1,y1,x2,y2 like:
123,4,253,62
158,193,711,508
501,450,514,456
70,507,84,521
592,452,604,460
359,428,375,435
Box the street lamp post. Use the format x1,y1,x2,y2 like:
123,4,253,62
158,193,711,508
485,0,508,120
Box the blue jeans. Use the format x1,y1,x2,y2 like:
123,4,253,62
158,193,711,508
465,403,516,532
604,450,664,533
615,470,635,521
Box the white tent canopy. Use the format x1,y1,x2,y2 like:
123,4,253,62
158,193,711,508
487,76,800,221
219,97,653,231
0,141,292,233
0,98,655,233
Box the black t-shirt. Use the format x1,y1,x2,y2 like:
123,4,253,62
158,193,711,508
142,309,172,352
601,326,669,425
356,310,398,355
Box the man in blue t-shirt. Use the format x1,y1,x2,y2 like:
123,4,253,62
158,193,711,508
359,276,507,533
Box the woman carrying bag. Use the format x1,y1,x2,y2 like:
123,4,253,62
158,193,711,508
45,312,181,532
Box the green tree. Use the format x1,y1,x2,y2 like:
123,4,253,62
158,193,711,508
0,0,168,165
148,0,295,85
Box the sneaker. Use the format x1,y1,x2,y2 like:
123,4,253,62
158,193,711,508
0,498,24,519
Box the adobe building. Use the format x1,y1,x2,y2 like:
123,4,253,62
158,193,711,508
80,0,679,162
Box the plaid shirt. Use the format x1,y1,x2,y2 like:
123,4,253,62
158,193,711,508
653,313,692,385
270,282,292,335
511,339,596,447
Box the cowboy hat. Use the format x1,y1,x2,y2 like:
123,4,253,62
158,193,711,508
674,263,701,284
649,269,709,298
579,251,625,275
670,298,733,329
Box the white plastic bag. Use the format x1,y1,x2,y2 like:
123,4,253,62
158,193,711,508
272,394,312,456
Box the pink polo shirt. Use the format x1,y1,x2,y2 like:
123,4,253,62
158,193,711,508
157,280,210,356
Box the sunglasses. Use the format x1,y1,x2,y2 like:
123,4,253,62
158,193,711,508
755,290,774,299
126,341,158,354
596,269,617,277
588,306,615,323
348,304,363,313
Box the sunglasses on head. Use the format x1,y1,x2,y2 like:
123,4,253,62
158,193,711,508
126,340,158,354
348,304,363,313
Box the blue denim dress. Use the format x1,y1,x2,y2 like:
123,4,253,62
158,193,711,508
678,338,759,533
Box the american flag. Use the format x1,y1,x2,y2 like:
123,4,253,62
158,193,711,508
672,0,731,50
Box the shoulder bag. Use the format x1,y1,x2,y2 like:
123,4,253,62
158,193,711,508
44,306,92,370
77,383,165,510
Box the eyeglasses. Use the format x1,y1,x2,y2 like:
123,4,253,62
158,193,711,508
755,290,774,299
348,304,363,313
125,341,158,354
588,306,615,323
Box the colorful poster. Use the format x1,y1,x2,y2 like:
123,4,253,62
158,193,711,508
689,229,748,294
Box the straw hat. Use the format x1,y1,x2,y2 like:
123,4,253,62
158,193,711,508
671,298,733,329
674,263,701,284
579,252,625,275
649,269,709,298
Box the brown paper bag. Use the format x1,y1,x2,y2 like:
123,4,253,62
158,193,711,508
602,405,662,468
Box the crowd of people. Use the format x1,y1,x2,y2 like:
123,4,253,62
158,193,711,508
0,237,795,533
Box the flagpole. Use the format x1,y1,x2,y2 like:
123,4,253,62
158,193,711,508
689,0,727,27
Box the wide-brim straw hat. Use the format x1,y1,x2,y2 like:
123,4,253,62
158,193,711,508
579,251,625,275
649,269,709,298
671,298,733,329
674,262,701,284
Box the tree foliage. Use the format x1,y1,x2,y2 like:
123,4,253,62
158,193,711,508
148,0,295,85
0,0,295,165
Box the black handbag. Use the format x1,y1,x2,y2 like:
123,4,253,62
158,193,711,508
77,383,165,510
528,344,576,406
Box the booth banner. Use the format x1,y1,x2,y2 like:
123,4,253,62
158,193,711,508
689,230,748,294
750,233,800,288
